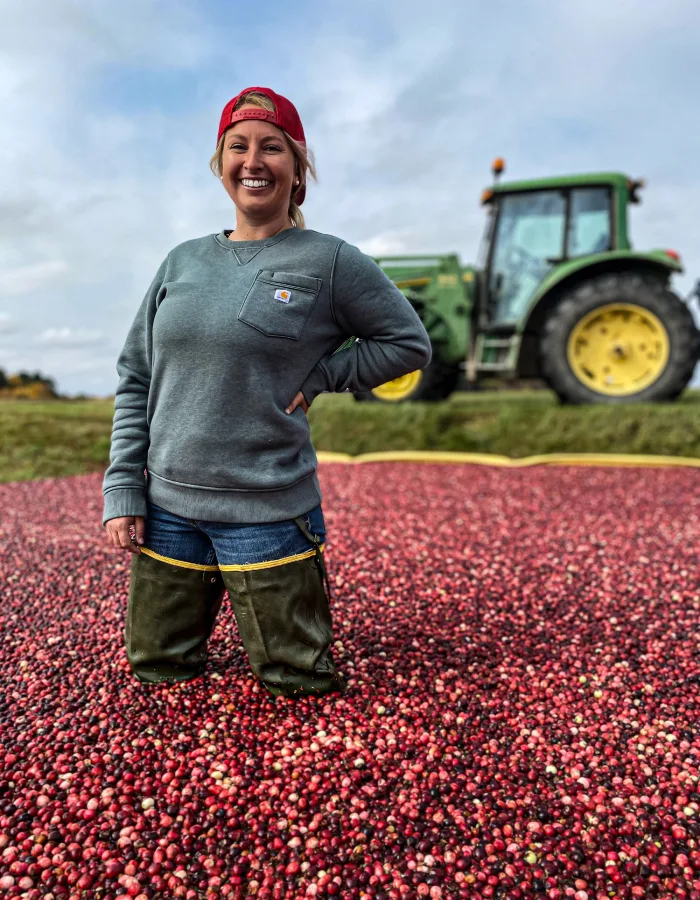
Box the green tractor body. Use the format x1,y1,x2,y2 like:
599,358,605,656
357,167,700,404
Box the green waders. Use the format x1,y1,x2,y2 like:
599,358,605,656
124,515,345,699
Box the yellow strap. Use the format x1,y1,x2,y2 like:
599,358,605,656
140,543,325,572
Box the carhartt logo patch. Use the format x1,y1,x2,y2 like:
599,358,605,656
274,289,291,303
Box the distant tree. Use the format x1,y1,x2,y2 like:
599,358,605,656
0,368,59,399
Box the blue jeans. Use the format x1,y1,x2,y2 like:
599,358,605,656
143,500,327,566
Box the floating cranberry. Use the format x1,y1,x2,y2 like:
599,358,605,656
1,464,699,896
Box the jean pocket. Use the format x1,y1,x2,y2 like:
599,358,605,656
304,506,326,544
238,270,322,340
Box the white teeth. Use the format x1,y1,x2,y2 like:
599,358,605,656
241,179,271,188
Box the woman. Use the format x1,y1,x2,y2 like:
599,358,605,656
102,86,432,699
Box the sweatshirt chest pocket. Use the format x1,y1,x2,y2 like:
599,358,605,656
238,270,322,340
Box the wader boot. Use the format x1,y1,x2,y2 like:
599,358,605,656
125,551,226,685
220,516,346,699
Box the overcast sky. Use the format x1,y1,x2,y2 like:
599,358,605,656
2,0,700,396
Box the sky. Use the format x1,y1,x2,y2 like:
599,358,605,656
2,0,700,396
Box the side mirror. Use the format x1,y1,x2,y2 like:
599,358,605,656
628,178,645,204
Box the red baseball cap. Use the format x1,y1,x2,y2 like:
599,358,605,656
217,87,307,204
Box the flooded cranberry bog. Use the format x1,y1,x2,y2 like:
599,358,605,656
1,460,700,900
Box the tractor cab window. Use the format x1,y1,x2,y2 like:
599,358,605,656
568,187,611,256
488,190,566,323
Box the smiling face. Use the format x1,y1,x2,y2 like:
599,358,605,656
220,107,297,225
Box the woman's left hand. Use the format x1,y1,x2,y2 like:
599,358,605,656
286,391,309,415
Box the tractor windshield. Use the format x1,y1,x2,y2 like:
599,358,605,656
487,187,612,324
488,190,566,323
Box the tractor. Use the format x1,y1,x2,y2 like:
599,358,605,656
355,160,700,404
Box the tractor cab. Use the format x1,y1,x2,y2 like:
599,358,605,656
479,170,636,326
475,163,646,372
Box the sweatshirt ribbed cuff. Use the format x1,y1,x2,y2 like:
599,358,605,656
102,487,148,526
300,362,330,405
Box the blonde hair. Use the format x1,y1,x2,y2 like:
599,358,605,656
210,91,317,229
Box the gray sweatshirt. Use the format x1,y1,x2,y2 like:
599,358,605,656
102,227,432,526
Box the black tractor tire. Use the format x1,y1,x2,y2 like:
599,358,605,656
353,359,460,403
540,271,700,404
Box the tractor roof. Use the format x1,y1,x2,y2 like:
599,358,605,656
489,172,632,195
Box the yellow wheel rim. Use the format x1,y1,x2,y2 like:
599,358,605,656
567,303,670,397
371,370,423,402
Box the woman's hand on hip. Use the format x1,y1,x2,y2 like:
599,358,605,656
286,391,309,415
106,516,145,555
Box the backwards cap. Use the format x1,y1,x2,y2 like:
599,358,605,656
217,87,307,204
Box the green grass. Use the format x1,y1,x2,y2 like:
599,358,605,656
1,390,699,483
308,390,700,458
0,399,114,482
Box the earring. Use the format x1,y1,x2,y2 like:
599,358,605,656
295,180,300,186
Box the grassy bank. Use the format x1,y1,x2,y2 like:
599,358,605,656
1,389,699,483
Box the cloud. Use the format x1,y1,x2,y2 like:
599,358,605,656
0,313,18,335
301,0,700,254
35,328,106,347
2,0,700,394
0,261,70,296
